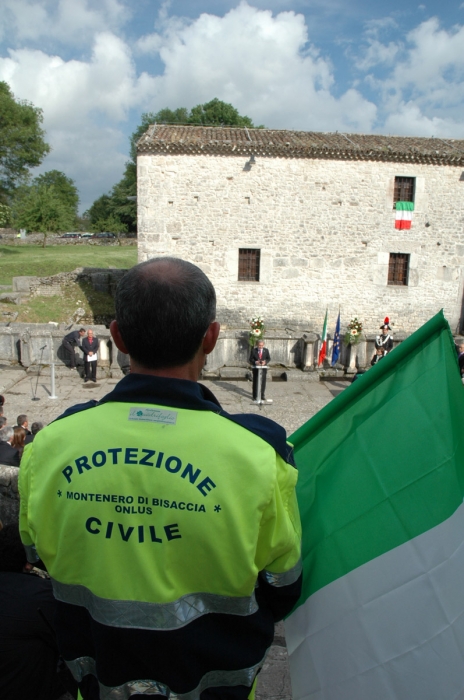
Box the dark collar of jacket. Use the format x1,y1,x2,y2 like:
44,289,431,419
55,373,295,466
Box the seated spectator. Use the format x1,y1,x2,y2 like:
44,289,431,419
0,427,20,466
24,421,44,446
15,414,31,436
12,427,27,461
0,524,76,700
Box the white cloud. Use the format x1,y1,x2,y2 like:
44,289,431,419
0,31,156,210
137,1,377,132
383,103,464,138
356,17,464,137
0,0,129,45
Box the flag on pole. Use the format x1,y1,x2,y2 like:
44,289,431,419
285,311,464,700
317,309,328,366
395,201,414,229
331,310,341,366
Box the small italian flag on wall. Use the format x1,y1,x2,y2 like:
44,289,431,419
318,309,328,366
395,201,414,229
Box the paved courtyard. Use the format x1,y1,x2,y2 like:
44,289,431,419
0,365,349,700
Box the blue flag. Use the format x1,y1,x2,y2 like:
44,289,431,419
331,310,341,366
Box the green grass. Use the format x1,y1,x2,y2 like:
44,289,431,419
0,244,137,286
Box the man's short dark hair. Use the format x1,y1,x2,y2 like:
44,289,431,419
79,328,86,333
115,257,216,369
31,422,44,435
17,414,27,427
0,524,26,572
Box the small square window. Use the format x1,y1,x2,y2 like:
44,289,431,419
393,177,415,207
238,249,260,281
388,253,410,286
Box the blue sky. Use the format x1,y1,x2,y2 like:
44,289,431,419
0,0,463,212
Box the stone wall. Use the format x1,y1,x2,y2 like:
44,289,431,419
0,323,129,376
137,154,464,334
13,268,127,299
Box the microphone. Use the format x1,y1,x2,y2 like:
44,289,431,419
39,344,47,350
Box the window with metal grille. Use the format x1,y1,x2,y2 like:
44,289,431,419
393,177,415,206
238,249,260,281
388,253,410,286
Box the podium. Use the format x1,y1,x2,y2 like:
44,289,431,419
252,365,268,405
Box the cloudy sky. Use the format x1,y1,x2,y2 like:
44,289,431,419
0,0,463,212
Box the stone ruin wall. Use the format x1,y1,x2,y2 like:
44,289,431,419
137,153,464,335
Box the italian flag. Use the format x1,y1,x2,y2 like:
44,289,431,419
317,309,328,366
285,311,464,700
395,201,414,229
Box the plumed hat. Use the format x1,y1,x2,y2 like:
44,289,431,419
380,316,391,330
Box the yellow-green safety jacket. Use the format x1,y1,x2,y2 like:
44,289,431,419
19,373,302,700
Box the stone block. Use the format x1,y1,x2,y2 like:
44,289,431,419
12,276,38,293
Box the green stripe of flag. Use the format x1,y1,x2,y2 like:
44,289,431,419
396,200,414,211
290,311,464,606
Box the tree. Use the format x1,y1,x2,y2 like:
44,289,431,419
188,98,257,127
34,170,79,213
0,203,11,227
0,81,50,201
12,181,76,245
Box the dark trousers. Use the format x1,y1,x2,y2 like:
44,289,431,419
84,360,97,381
62,340,77,368
252,367,267,400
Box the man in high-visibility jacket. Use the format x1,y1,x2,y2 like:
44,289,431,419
19,257,302,700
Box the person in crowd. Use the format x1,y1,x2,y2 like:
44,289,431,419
249,339,273,403
375,317,393,354
24,421,44,446
0,427,20,466
19,256,302,700
371,347,385,366
0,524,76,700
11,427,27,462
15,414,31,435
0,416,7,428
82,328,100,383
61,328,85,370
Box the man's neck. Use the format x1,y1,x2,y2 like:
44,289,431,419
129,359,203,382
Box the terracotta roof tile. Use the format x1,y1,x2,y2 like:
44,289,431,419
137,125,464,165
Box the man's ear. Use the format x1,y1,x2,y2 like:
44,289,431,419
110,320,129,355
202,321,220,356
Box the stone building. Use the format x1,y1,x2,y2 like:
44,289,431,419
136,126,464,335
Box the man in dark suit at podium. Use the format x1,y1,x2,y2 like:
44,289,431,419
250,340,272,403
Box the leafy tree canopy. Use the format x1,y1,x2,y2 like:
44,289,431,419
0,81,50,200
34,169,79,212
12,171,78,236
